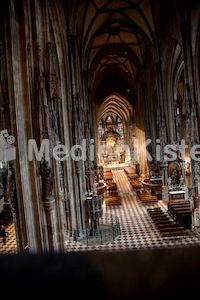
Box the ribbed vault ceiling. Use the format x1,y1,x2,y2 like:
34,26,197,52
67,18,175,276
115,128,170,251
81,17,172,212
97,93,133,123
70,0,158,125
73,0,157,87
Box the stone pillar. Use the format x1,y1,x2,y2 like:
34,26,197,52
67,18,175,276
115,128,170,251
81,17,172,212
6,0,45,252
10,200,23,252
40,160,58,252
52,157,66,252
68,31,90,238
43,196,58,252
75,160,88,231
191,162,200,230
161,162,169,202
180,161,188,200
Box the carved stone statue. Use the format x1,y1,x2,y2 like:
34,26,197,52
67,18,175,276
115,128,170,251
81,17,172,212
93,181,98,196
99,165,103,179
193,162,200,178
167,177,172,187
180,176,184,186
40,159,53,199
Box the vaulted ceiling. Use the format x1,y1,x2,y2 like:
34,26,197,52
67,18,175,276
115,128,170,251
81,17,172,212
72,0,158,89
97,93,134,123
70,0,159,122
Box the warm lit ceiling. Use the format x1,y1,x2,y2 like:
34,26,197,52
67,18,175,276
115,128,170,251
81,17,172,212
73,0,157,88
70,0,158,121
97,93,134,123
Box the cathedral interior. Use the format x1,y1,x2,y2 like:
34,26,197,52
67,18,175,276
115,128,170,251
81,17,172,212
0,0,200,296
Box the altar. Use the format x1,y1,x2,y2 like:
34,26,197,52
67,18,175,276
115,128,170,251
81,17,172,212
169,190,185,201
150,177,162,184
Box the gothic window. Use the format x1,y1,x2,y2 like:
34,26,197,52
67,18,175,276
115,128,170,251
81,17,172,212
106,115,113,124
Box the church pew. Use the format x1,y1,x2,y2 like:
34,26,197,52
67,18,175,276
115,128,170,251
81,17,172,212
168,200,192,229
169,203,190,208
139,198,158,203
161,230,188,236
104,175,113,179
107,184,118,194
172,207,191,214
156,223,182,228
131,184,143,190
109,192,119,198
151,216,171,221
124,167,139,181
124,167,136,174
147,206,188,236
150,214,170,219
104,178,113,185
168,201,190,207
106,180,116,186
148,209,165,214
148,209,164,213
151,188,162,200
105,196,121,206
140,197,157,200
168,205,190,213
108,184,117,189
136,190,159,204
147,208,162,211
175,211,192,229
159,226,185,232
127,174,139,179
149,211,169,216
154,220,174,225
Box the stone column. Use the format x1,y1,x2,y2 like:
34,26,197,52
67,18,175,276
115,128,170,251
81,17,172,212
191,162,200,230
10,200,23,252
75,160,88,233
68,31,89,239
161,162,169,202
180,160,188,200
43,196,57,252
40,160,58,252
5,0,45,252
7,164,24,252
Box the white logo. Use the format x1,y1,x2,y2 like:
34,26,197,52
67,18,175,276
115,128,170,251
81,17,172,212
1,128,200,164
0,130,16,162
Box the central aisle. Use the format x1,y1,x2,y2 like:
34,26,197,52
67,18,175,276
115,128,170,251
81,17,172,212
2,170,200,253
65,169,200,251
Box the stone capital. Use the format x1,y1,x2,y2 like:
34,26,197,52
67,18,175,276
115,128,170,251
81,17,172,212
43,196,55,212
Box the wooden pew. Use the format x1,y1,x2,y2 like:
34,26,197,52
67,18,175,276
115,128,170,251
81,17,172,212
147,207,187,236
168,200,192,229
106,195,121,206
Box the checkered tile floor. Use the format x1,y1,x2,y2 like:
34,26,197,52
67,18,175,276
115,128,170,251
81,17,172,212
0,222,17,254
65,169,200,252
1,169,200,254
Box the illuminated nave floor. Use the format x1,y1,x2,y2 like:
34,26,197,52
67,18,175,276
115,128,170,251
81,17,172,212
65,169,200,252
1,169,200,254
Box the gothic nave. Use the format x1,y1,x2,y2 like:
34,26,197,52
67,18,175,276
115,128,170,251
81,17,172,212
0,0,200,295
3,168,200,254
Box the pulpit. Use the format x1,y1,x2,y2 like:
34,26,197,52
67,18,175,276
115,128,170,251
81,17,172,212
86,196,103,236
